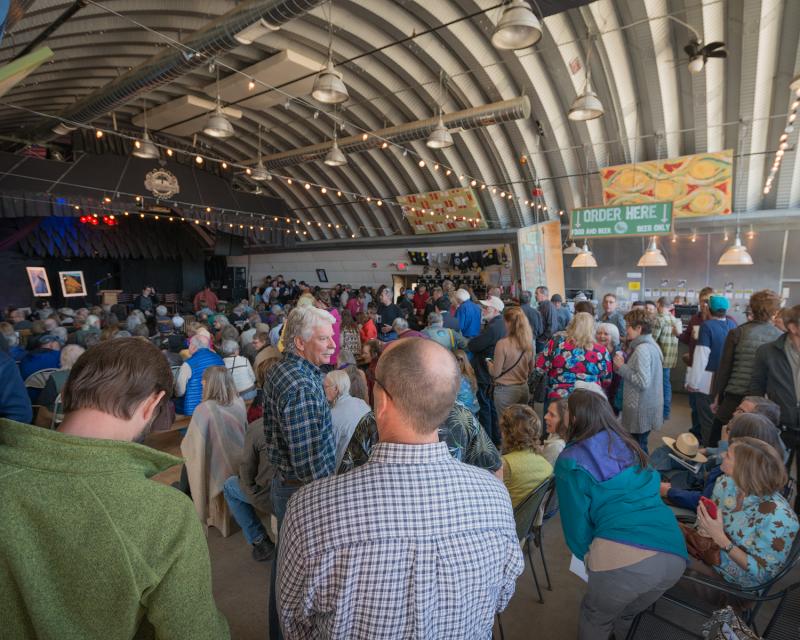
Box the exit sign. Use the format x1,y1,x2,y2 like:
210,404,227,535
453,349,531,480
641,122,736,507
570,202,673,238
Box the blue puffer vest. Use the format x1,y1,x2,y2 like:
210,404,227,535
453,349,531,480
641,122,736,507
177,348,223,416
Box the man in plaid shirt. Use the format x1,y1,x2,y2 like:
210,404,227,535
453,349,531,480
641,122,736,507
652,297,682,421
277,338,522,639
263,305,337,640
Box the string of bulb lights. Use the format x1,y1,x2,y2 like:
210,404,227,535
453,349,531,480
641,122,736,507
762,77,800,197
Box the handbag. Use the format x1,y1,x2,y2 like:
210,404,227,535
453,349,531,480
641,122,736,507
679,522,721,566
702,606,762,640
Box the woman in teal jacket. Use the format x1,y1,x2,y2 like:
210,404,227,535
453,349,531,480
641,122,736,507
555,389,687,640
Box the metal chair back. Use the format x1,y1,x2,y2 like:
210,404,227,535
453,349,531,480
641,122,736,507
24,368,57,390
514,476,554,543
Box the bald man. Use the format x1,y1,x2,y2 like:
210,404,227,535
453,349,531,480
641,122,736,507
277,338,522,638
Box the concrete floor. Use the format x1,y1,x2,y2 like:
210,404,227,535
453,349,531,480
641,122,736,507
148,395,793,639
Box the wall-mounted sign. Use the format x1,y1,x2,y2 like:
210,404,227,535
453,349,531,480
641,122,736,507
144,168,180,199
397,187,488,234
600,150,732,217
570,202,672,238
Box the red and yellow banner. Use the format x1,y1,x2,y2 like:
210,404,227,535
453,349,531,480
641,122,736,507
398,187,488,234
600,150,732,217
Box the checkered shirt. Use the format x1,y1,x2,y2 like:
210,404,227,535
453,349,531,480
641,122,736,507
277,441,523,639
653,312,680,368
263,353,335,483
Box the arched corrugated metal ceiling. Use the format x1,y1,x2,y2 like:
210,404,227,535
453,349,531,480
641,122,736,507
0,0,798,244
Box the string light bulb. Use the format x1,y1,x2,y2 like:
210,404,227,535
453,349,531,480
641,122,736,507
195,155,203,164
248,78,256,91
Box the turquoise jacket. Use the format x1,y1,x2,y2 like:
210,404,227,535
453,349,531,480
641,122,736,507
555,430,688,562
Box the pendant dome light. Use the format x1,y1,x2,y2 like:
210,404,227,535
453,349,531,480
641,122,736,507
312,1,349,104
637,237,668,267
204,64,234,139
718,231,753,266
571,241,598,267
718,121,754,266
132,99,160,160
569,35,604,121
563,240,582,254
324,128,347,166
251,125,270,181
427,71,454,149
491,0,543,50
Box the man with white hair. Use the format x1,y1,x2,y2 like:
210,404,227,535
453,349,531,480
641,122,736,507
35,344,85,426
278,338,522,637
454,288,481,338
174,334,224,416
264,305,337,640
391,317,426,339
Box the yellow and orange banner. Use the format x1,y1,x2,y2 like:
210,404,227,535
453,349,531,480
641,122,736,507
398,187,488,234
600,150,733,217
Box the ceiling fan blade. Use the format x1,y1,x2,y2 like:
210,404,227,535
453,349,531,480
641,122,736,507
706,50,727,58
704,41,726,51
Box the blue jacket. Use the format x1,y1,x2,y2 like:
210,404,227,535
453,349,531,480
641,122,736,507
667,465,723,511
19,349,62,402
455,300,482,338
176,349,224,417
555,430,688,561
0,351,32,423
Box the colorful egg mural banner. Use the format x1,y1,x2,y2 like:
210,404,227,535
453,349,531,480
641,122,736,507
600,149,733,217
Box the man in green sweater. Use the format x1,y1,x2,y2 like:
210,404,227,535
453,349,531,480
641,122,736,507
0,337,229,640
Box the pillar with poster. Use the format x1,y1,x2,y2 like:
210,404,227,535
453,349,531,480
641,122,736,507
516,220,565,297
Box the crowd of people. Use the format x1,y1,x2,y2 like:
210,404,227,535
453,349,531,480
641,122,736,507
1,275,799,639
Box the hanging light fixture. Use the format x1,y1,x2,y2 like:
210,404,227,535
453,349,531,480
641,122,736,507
427,71,454,149
324,130,347,167
637,237,668,267
569,35,604,121
132,99,160,160
571,241,598,267
718,231,753,266
312,1,349,104
251,125,271,181
563,240,582,254
491,0,543,50
718,122,754,266
204,63,234,139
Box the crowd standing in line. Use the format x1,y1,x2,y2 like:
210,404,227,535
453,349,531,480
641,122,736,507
1,274,798,639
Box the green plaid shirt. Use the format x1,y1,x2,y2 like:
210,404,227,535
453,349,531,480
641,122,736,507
653,312,681,368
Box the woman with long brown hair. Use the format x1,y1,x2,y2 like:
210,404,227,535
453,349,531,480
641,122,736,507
555,389,687,639
487,306,534,421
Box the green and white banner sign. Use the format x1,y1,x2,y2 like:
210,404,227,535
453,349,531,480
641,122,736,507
570,202,673,238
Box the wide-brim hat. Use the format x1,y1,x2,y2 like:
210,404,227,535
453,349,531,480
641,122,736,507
662,433,707,463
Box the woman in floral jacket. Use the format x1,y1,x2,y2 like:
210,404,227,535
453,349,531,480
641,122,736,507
535,312,612,404
694,436,798,588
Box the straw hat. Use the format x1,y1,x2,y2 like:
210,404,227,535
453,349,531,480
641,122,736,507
662,433,708,464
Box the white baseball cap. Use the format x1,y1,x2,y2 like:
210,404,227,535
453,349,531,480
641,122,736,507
479,296,504,313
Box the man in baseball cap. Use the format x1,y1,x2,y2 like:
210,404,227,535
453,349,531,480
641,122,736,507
468,295,507,445
685,293,737,445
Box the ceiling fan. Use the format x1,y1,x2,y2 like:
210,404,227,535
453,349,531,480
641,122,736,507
684,39,727,74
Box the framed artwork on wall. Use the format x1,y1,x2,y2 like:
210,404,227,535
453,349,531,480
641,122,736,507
316,268,328,283
58,270,88,297
26,266,52,297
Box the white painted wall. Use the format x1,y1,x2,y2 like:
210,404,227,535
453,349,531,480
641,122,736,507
229,243,514,288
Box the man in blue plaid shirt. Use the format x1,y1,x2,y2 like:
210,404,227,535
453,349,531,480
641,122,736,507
277,338,522,639
263,305,337,640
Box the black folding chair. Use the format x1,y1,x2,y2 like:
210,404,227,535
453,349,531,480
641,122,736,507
495,477,556,640
625,609,704,639
662,533,800,633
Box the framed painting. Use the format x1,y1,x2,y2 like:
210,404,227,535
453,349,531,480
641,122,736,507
26,266,52,297
58,270,88,298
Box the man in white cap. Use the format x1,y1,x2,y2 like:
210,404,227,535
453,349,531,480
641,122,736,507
467,296,507,445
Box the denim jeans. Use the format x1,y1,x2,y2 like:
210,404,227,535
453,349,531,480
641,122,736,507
268,477,301,640
662,368,672,420
222,476,266,545
477,382,499,446
632,431,650,454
